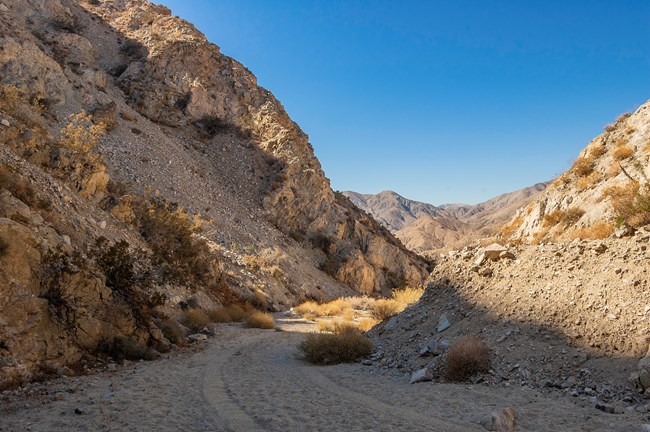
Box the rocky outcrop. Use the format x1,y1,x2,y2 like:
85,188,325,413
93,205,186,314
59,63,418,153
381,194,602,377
502,106,650,243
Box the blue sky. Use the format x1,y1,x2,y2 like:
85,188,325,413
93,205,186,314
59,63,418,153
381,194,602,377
157,0,650,205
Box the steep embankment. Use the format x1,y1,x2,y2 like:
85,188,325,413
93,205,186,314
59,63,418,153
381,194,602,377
344,183,547,252
502,106,650,243
0,0,427,388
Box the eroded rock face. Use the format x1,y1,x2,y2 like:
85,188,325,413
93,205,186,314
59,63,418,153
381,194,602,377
84,0,428,292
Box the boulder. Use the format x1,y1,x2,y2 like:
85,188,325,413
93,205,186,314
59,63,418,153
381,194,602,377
410,367,434,384
436,314,451,332
419,338,451,356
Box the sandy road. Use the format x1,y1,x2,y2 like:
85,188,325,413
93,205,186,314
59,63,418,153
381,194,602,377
0,319,644,431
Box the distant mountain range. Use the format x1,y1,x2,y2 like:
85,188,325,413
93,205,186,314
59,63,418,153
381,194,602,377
343,182,548,252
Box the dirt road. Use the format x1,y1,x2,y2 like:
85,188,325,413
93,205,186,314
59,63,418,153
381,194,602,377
0,319,644,431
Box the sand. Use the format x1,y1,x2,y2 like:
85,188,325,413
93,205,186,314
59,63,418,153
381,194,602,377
0,318,646,431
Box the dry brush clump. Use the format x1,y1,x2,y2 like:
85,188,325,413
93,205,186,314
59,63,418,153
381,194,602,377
543,207,585,228
613,144,634,161
371,286,425,321
244,311,275,329
0,165,51,210
160,319,186,344
300,326,372,365
568,222,615,240
181,309,209,331
605,181,650,228
444,336,491,382
571,156,595,177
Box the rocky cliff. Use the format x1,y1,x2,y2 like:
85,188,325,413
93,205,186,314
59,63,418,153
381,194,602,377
0,0,428,387
502,105,650,243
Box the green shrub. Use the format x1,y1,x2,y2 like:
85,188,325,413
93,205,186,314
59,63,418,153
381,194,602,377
444,336,491,382
300,327,372,365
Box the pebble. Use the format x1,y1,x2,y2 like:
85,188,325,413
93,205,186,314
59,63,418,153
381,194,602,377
74,407,84,415
0,118,9,126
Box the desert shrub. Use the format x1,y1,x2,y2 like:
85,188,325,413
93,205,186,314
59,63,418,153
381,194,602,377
577,172,600,191
225,304,246,322
160,319,185,344
568,222,615,240
120,39,146,59
59,110,105,165
444,336,491,382
322,299,352,316
39,249,85,330
371,299,400,321
342,295,375,311
357,317,380,332
571,157,595,177
133,196,222,287
92,237,164,326
605,182,650,227
101,336,146,362
613,145,634,161
543,208,584,227
244,311,275,329
300,326,372,365
294,300,321,317
181,309,209,331
0,165,49,209
501,215,524,238
0,238,8,257
590,144,607,158
391,286,424,309
207,308,232,323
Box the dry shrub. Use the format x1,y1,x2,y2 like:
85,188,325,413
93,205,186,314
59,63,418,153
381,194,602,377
358,317,380,332
0,165,49,209
181,309,209,331
225,304,246,322
531,227,550,244
161,319,185,344
59,111,105,164
300,326,372,365
444,336,491,382
391,286,424,309
342,309,355,321
613,145,634,161
568,222,614,240
102,336,146,361
372,299,400,321
207,308,232,323
342,295,375,311
322,299,352,316
244,311,275,329
501,215,523,238
293,300,321,317
571,157,595,177
543,208,584,227
303,312,316,321
577,172,600,191
605,182,650,227
590,144,607,158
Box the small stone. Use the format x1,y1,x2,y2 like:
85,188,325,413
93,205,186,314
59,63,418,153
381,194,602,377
99,220,107,229
0,119,9,127
361,359,372,366
410,367,434,384
187,334,207,342
595,403,623,414
436,314,451,332
143,348,161,361
478,267,493,277
74,407,84,415
593,243,607,254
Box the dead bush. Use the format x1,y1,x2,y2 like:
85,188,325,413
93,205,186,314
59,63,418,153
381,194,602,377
392,286,424,309
181,309,209,331
571,157,595,177
243,311,275,329
613,145,634,161
568,222,614,240
300,326,372,365
371,299,400,321
590,144,607,158
160,319,185,345
101,336,147,362
543,208,584,227
225,304,246,322
501,215,523,238
605,182,650,227
444,336,491,382
207,308,232,323
0,165,50,209
357,317,380,332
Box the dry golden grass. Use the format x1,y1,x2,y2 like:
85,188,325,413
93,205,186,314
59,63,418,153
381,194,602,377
207,308,232,323
293,300,321,317
589,144,607,158
371,299,400,321
322,299,352,316
501,215,523,238
357,317,380,332
160,319,186,344
568,222,614,240
531,227,550,244
341,309,355,321
577,172,600,191
181,309,209,331
299,326,372,365
613,144,634,161
444,336,491,382
543,208,584,228
392,286,424,308
571,157,595,177
604,182,650,228
244,311,275,329
225,304,246,322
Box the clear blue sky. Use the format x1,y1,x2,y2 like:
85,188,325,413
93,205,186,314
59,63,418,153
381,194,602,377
157,0,650,205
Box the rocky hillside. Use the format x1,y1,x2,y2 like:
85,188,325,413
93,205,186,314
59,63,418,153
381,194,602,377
0,0,428,388
502,105,650,243
344,183,547,252
369,236,650,411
